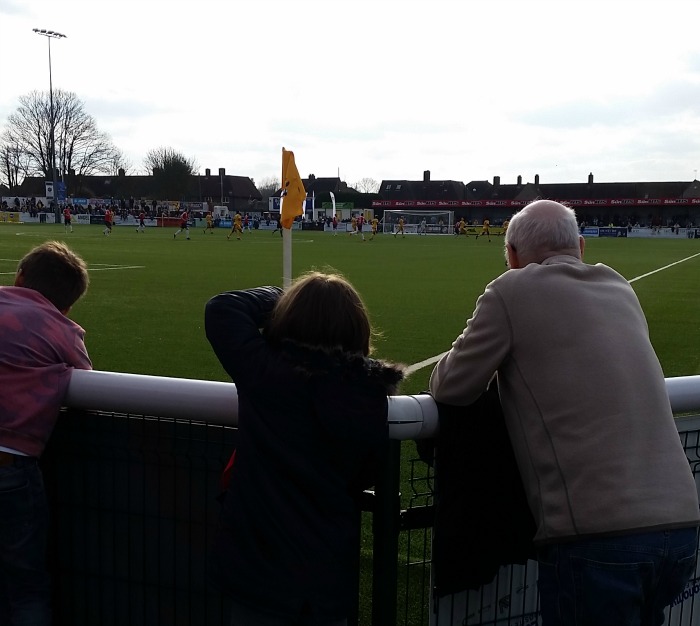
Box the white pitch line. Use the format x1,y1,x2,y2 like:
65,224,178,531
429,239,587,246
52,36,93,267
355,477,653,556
405,252,700,376
88,266,145,271
405,351,450,376
627,252,700,283
1,265,145,276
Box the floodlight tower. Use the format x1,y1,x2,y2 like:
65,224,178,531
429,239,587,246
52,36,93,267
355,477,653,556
33,28,66,210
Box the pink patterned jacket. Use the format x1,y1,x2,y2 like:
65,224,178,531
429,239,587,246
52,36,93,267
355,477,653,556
0,286,92,457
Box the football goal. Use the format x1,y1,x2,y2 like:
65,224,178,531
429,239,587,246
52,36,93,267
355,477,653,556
381,210,454,235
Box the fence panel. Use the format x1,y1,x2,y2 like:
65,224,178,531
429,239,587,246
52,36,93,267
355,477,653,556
43,410,236,626
40,373,700,626
396,416,700,626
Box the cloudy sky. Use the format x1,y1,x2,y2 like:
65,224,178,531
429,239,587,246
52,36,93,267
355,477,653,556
2,0,700,189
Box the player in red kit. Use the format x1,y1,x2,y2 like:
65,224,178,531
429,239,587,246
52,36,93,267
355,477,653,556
174,210,190,240
63,207,73,233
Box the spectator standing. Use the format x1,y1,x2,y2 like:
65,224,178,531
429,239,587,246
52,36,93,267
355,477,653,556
430,200,699,626
205,272,404,626
0,241,92,626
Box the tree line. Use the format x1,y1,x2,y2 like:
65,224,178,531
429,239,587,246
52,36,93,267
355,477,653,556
0,90,197,195
0,90,380,197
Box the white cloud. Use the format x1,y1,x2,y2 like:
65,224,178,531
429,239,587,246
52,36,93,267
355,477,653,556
2,0,700,186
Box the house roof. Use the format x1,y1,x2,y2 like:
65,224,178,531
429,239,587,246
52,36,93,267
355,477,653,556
376,175,700,207
11,172,261,202
302,176,344,195
380,179,466,201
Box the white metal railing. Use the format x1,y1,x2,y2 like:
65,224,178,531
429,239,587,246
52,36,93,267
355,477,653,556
65,370,700,440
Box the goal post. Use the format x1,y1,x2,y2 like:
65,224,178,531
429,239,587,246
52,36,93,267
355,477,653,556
381,210,455,235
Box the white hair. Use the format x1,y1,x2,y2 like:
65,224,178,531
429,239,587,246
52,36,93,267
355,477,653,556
505,200,580,263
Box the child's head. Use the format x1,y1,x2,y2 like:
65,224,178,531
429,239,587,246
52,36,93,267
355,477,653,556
266,271,372,355
15,241,89,313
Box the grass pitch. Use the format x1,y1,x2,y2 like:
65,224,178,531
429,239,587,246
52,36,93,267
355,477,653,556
2,221,699,625
1,222,699,391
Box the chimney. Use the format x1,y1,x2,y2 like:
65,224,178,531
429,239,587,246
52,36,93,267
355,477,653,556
308,174,316,180
205,168,211,178
588,172,594,184
534,174,540,185
493,176,500,187
517,175,522,185
423,170,431,182
118,168,125,177
218,168,225,177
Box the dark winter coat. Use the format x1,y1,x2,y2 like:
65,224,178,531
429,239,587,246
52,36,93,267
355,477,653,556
204,287,403,621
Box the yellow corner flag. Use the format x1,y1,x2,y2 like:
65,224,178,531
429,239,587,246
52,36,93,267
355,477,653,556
281,148,306,229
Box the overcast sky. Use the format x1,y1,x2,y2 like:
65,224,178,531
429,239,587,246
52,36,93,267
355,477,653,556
2,0,700,189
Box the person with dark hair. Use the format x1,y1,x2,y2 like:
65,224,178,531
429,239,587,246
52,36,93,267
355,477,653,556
103,207,113,236
0,241,92,625
173,209,190,240
205,271,404,626
474,217,491,241
136,210,146,234
62,205,73,233
430,199,700,626
227,211,242,241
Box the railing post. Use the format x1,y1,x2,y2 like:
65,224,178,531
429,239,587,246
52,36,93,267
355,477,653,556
372,438,402,626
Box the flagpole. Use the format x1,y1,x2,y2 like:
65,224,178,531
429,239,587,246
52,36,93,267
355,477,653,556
282,230,292,288
280,147,305,289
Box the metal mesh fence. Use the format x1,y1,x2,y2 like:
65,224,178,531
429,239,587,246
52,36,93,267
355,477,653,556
39,410,700,626
398,418,700,626
43,409,236,626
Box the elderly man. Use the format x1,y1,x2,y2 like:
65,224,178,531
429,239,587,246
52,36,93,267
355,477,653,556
430,199,699,625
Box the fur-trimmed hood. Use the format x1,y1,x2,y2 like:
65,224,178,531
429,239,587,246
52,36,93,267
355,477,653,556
278,339,405,395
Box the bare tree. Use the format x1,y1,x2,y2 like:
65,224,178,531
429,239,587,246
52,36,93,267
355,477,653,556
255,176,280,202
0,141,31,189
1,89,121,180
353,177,380,194
144,146,198,200
105,148,133,176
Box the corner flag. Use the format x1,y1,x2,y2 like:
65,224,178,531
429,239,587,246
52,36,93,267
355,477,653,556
281,148,305,229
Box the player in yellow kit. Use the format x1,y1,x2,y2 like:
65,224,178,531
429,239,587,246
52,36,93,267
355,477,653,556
475,218,491,242
454,217,467,237
204,212,215,234
227,212,243,240
370,217,379,240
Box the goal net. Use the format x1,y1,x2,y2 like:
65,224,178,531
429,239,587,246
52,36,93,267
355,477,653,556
381,210,455,235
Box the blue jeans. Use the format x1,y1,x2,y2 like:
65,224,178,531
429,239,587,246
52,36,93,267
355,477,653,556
0,457,51,626
537,527,698,626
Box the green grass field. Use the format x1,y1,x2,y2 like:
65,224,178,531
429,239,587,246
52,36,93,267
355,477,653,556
2,221,699,625
2,222,699,391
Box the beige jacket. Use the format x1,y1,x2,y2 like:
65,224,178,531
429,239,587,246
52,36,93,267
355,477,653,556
430,255,700,544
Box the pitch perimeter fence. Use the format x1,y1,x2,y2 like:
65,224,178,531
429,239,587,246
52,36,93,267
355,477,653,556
41,371,700,625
